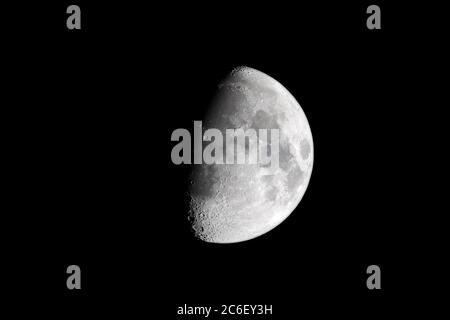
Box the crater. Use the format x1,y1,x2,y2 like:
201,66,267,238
189,165,219,199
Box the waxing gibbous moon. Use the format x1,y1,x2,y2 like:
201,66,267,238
187,66,313,243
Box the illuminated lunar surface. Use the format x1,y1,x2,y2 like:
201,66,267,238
188,66,313,243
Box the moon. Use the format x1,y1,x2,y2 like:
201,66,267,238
187,66,313,243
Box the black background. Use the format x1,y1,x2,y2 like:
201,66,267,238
3,1,444,318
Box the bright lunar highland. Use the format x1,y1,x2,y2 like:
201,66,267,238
188,66,313,243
